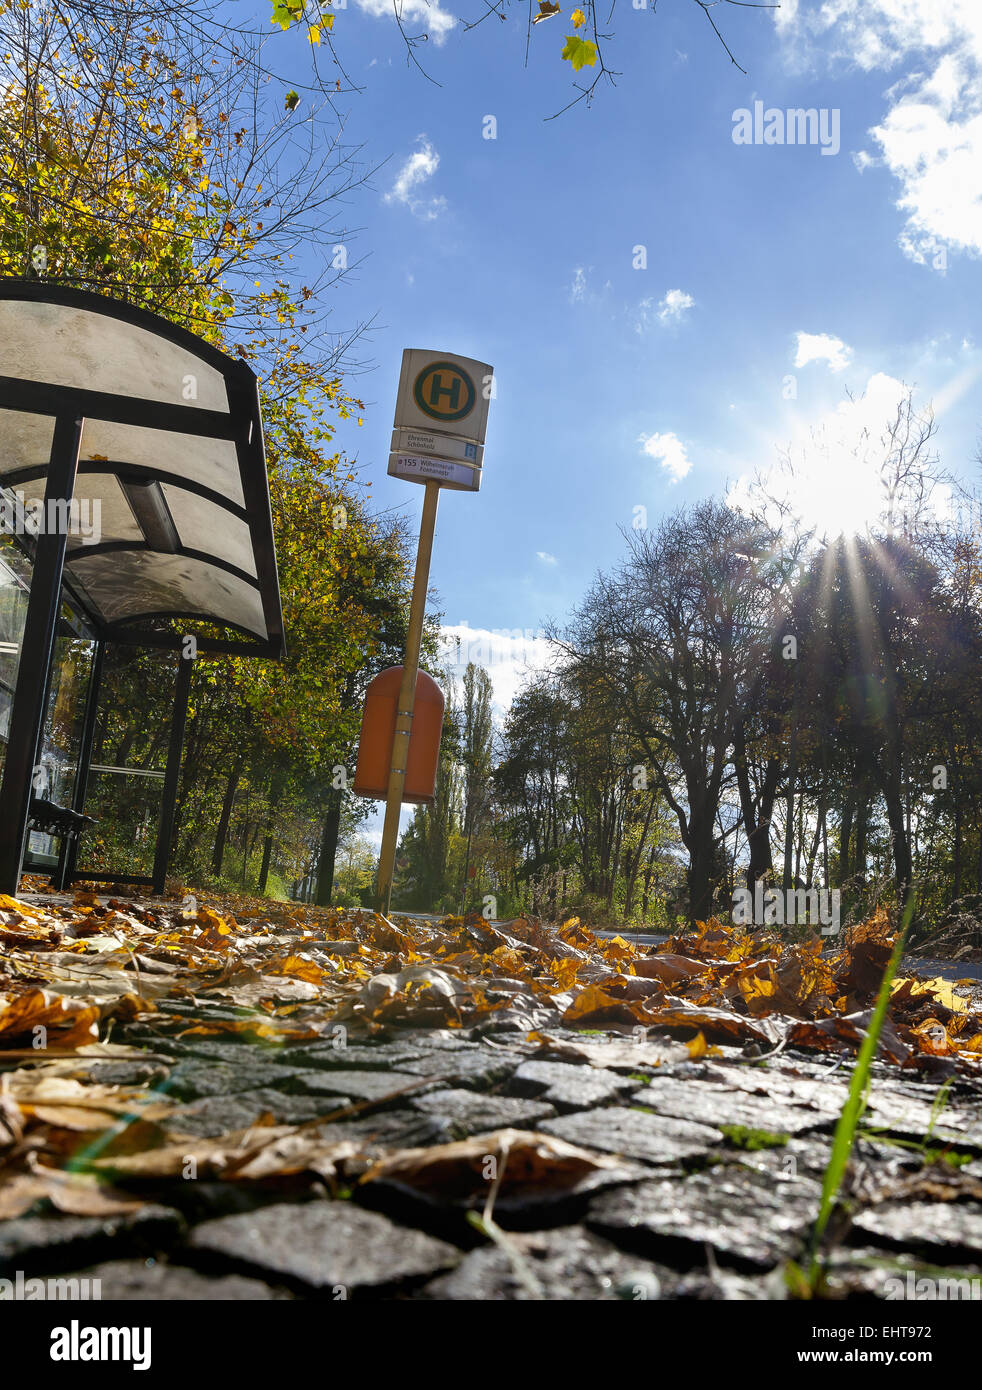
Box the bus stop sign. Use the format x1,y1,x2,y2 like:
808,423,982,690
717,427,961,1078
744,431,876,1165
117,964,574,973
389,349,492,490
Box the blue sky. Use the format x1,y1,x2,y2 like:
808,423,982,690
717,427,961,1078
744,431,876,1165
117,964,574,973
257,0,982,716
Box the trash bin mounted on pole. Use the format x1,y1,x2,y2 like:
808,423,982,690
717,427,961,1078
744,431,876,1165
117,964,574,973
353,666,444,804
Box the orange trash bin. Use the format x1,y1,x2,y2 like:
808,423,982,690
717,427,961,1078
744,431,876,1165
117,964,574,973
353,666,444,805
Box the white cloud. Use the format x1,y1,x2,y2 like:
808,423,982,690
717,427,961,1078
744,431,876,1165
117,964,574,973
776,2,982,260
634,288,694,334
793,331,853,371
354,0,456,45
439,623,557,714
353,805,414,845
639,430,693,483
873,60,982,262
536,550,558,566
658,288,695,323
570,266,587,303
384,138,446,220
784,2,982,71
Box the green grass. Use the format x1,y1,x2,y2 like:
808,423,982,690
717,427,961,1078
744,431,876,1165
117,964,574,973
804,894,917,1291
859,1131,975,1167
719,1123,789,1151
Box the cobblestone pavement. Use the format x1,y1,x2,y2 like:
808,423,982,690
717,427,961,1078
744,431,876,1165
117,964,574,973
4,1016,982,1299
5,893,982,1301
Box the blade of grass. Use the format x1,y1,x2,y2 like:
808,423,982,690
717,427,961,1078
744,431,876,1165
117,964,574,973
807,895,917,1288
465,1136,545,1300
924,1078,953,1146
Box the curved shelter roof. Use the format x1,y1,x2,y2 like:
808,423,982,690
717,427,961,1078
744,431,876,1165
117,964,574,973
0,280,284,656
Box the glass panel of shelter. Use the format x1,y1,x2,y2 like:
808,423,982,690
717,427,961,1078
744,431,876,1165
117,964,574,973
76,645,177,882
0,536,31,766
27,614,96,870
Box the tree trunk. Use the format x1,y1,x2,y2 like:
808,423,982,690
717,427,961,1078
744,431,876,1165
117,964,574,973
211,751,245,876
839,793,854,885
805,798,826,889
732,726,777,888
880,764,912,903
687,824,717,923
258,832,274,895
783,707,797,890
953,800,963,902
855,792,868,889
314,790,343,907
257,777,283,897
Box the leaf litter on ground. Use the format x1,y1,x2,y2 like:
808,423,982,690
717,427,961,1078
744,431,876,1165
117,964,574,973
2,885,981,1222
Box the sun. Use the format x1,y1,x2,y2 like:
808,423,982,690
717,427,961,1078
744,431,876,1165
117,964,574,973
781,435,888,541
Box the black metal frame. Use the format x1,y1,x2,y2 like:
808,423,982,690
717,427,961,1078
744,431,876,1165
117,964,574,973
0,413,84,890
0,280,284,658
0,280,286,894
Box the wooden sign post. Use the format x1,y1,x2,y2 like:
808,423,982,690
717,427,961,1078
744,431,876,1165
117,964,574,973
372,349,493,915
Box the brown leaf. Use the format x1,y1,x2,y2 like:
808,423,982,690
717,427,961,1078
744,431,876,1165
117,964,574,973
562,984,654,1027
643,997,787,1047
359,1127,625,1202
632,953,704,986
0,1166,144,1219
788,1008,910,1063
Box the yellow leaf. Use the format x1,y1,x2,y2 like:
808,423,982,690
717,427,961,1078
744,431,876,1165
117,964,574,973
571,7,586,27
892,975,970,1013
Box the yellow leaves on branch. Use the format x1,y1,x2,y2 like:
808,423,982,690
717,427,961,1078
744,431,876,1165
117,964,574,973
530,0,596,67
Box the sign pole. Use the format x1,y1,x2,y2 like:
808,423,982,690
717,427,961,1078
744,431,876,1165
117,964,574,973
375,478,440,914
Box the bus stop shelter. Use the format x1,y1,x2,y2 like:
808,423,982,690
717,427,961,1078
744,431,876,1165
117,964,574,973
0,280,285,895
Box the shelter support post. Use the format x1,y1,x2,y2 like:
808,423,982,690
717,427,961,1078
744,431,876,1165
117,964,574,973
152,652,193,894
375,480,440,915
0,413,84,894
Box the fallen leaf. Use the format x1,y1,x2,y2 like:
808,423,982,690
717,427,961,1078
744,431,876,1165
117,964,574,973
359,1127,627,1203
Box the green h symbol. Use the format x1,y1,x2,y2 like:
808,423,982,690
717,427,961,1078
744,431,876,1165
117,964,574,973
428,372,460,412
